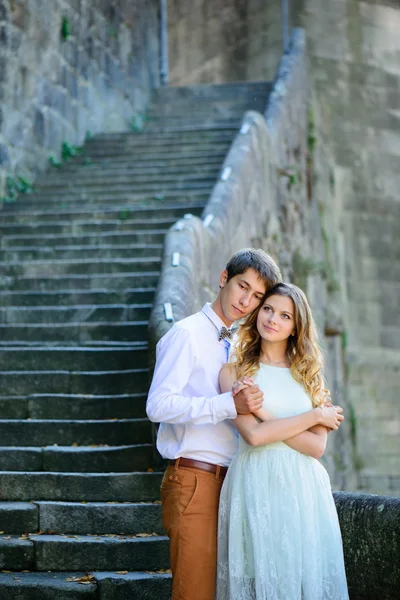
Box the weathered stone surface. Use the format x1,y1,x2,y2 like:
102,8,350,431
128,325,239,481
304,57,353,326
33,534,169,571
38,501,163,535
0,0,160,192
0,536,34,569
95,571,171,600
334,491,400,600
0,472,163,502
296,0,400,494
0,572,97,599
0,502,39,533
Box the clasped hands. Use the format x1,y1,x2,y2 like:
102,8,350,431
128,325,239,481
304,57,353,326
232,377,344,431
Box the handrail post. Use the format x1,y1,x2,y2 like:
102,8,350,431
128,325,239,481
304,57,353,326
160,0,169,85
281,0,290,53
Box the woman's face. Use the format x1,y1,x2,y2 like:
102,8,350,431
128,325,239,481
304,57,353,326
257,294,295,343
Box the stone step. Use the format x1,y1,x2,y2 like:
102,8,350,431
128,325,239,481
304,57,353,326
53,153,226,172
0,218,178,236
37,501,162,535
0,245,163,261
87,127,237,143
0,367,148,394
0,444,153,472
0,501,38,533
35,171,219,192
37,164,220,186
0,535,34,569
0,304,151,325
0,418,151,447
0,345,148,370
0,571,171,600
0,471,163,501
0,257,162,278
0,533,169,571
0,272,159,292
74,140,232,158
0,287,156,307
0,393,147,420
22,180,212,200
0,571,98,600
0,231,167,249
57,150,228,171
125,118,242,129
0,500,162,535
146,102,263,118
150,80,270,99
0,201,204,222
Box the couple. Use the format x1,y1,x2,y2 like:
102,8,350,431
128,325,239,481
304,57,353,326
147,248,349,600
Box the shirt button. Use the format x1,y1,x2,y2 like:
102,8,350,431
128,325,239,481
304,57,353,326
168,475,173,481
174,476,178,481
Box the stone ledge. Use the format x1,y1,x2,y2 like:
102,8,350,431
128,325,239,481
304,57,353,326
334,491,400,600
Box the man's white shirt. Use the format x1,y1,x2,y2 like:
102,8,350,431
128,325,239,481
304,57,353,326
146,303,238,466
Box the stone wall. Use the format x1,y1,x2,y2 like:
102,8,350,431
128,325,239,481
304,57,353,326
149,30,356,491
167,0,283,85
294,0,400,495
0,0,160,196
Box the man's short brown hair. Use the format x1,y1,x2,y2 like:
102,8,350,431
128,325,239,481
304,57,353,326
225,248,282,289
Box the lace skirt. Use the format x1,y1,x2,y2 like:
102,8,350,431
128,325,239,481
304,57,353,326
216,447,349,600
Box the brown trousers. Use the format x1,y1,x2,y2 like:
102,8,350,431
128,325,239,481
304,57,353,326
161,462,225,600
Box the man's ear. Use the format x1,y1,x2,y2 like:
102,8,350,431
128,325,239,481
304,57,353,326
219,269,228,289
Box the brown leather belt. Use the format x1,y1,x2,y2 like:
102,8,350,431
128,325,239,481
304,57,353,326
169,457,228,477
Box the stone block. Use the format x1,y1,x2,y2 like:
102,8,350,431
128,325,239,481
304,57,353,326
334,491,400,600
94,572,171,600
0,502,39,534
0,572,97,599
0,536,34,570
38,501,163,535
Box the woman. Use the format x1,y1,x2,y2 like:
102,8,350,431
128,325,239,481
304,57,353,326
216,282,349,600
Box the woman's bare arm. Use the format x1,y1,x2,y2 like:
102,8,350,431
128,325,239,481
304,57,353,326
253,407,328,458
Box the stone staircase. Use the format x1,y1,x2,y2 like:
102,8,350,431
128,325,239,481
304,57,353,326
0,82,270,599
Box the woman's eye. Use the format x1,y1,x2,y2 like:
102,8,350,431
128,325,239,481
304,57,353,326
264,306,271,311
283,314,290,319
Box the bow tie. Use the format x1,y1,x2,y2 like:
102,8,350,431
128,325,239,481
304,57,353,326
218,326,233,342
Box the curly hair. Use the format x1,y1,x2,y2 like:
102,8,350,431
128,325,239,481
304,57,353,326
232,283,330,407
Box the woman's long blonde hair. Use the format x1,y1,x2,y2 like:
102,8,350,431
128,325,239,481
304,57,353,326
232,283,330,407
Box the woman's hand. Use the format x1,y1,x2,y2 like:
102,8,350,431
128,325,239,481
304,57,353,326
232,377,254,396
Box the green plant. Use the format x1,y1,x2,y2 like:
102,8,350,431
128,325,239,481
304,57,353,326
276,166,301,190
61,141,82,161
1,175,34,203
307,109,317,152
49,155,61,168
130,113,148,133
61,17,71,41
119,209,131,221
49,141,83,170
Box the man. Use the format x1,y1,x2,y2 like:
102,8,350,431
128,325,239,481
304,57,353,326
146,248,342,599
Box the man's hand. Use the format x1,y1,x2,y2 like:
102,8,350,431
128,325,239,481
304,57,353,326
234,384,264,414
317,405,344,430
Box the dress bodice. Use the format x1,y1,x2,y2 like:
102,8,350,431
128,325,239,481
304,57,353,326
238,363,313,453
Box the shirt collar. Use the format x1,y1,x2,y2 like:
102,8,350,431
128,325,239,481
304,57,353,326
201,302,228,333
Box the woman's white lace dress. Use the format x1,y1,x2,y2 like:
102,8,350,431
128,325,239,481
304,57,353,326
216,364,349,600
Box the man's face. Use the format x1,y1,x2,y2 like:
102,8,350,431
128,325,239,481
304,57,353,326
219,268,267,325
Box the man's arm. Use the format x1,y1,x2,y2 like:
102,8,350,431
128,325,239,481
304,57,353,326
146,326,236,425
